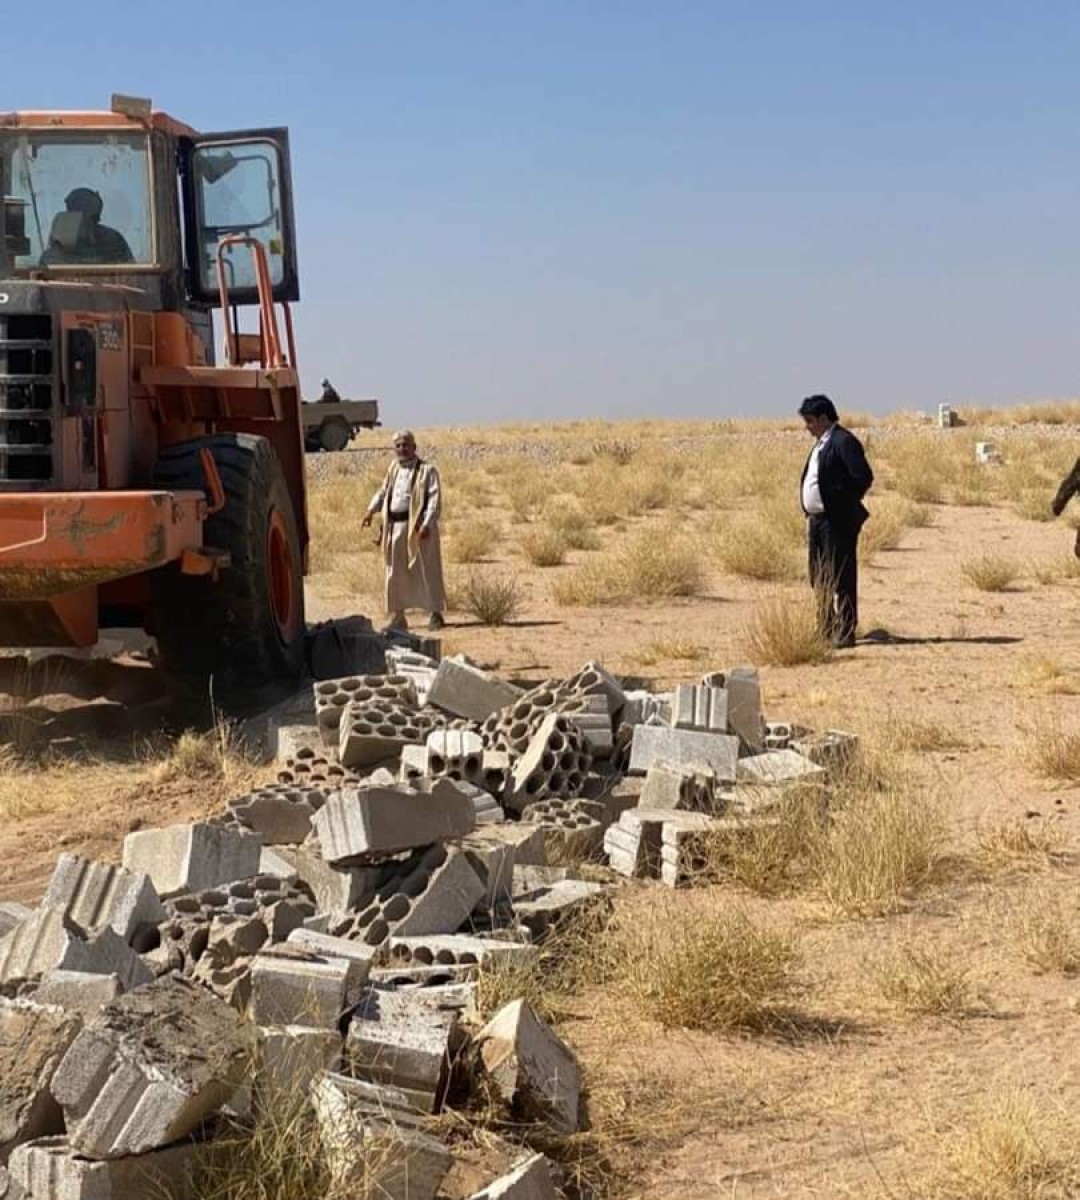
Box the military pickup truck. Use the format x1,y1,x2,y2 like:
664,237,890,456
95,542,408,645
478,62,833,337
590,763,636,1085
303,380,380,452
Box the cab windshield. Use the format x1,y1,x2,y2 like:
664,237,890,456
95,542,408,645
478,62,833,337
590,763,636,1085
0,130,153,270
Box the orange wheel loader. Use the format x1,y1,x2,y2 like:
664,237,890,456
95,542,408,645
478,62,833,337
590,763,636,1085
0,95,311,708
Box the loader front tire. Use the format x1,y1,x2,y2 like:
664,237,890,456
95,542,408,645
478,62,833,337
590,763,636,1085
150,434,306,710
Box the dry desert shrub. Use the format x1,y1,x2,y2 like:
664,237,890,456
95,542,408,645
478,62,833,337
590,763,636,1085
741,589,831,666
1030,554,1080,586
552,527,704,606
932,1092,1080,1200
151,721,254,791
1018,709,1080,781
591,437,638,465
961,553,1020,592
875,940,987,1017
879,435,955,503
861,494,932,559
598,893,801,1033
887,715,966,753
503,469,549,522
713,513,802,581
518,527,568,567
947,462,995,507
1012,488,1056,523
1003,884,1080,976
448,518,500,564
1019,654,1080,694
817,774,946,916
461,571,521,625
544,498,600,550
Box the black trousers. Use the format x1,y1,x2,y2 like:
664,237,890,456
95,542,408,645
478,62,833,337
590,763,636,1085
807,514,859,642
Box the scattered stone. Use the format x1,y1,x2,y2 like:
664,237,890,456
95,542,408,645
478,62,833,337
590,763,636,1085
475,999,581,1134
122,823,261,897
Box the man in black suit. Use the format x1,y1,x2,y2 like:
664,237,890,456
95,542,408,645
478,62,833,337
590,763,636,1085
798,394,874,648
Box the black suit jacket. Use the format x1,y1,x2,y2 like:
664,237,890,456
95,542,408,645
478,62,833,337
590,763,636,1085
800,424,874,531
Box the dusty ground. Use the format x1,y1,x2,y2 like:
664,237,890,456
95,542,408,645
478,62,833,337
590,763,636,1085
3,418,1080,1196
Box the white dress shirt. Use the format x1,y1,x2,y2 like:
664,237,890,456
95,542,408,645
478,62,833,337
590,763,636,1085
801,426,833,515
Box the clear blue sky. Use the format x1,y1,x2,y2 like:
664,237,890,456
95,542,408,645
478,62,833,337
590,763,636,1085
8,2,1079,424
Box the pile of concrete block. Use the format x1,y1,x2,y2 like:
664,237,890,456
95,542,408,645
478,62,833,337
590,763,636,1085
0,649,865,1196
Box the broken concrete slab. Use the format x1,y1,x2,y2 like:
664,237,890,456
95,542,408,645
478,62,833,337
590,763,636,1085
475,999,581,1135
0,1000,82,1163
52,976,250,1159
337,697,441,768
507,713,593,814
426,657,524,722
791,729,859,771
313,673,419,742
226,784,330,845
461,837,515,915
638,761,720,813
313,779,476,864
285,928,378,977
42,855,165,946
8,1136,212,1200
426,729,485,781
272,847,384,917
0,908,152,993
387,934,535,971
722,666,764,752
122,823,261,897
736,748,825,785
469,1153,558,1200
465,823,548,868
512,879,607,941
628,725,738,781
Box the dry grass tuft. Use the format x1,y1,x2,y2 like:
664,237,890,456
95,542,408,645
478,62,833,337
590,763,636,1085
862,495,932,559
1030,554,1080,586
460,571,521,626
1004,884,1080,975
518,527,568,567
933,1093,1080,1200
818,773,946,916
713,514,802,581
1019,710,1080,781
975,817,1066,873
553,528,704,606
150,721,254,792
628,638,709,667
599,893,801,1033
545,499,601,550
742,590,831,666
591,437,638,465
876,941,987,1017
888,715,966,753
961,554,1020,592
448,518,500,564
1019,655,1080,694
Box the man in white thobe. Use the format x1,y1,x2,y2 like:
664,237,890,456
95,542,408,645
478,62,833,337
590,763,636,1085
362,430,446,631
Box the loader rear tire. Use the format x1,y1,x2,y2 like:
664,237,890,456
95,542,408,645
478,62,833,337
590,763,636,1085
150,434,305,710
319,418,351,452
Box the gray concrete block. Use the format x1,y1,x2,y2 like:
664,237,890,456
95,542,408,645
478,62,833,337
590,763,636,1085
0,908,152,992
564,661,626,717
466,823,548,868
568,705,614,758
393,847,487,937
52,976,250,1159
272,847,383,917
470,1153,558,1200
476,999,581,1134
337,695,440,767
791,729,859,771
628,725,738,781
387,934,535,971
313,779,476,864
736,749,826,785
461,837,515,913
427,657,524,721
639,760,720,813
671,684,728,733
32,972,122,1019
42,855,165,945
512,879,607,940
345,987,461,1110
226,784,330,845
122,823,261,897
507,713,592,814
8,1136,211,1200
313,673,419,742
248,946,367,1029
271,722,323,763
426,729,484,781
0,1000,82,1162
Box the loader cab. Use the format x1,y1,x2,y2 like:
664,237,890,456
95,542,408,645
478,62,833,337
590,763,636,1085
0,105,299,321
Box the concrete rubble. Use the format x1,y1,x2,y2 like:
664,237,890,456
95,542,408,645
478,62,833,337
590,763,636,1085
0,649,854,1191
